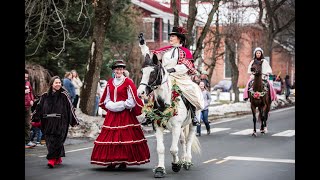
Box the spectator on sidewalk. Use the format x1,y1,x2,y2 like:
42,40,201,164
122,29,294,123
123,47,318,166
285,75,292,99
196,81,212,136
71,70,83,108
30,122,42,145
200,70,211,90
25,69,36,148
63,72,76,103
31,76,79,168
30,95,43,145
92,81,101,116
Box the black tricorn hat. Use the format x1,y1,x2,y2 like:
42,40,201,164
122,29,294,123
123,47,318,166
111,59,126,69
168,26,187,39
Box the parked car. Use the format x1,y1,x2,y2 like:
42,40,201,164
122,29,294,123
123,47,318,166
212,79,232,92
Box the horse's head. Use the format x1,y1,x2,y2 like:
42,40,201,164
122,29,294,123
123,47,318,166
137,53,165,99
250,60,263,75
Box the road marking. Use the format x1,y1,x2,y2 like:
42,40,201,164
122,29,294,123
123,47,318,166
145,134,156,138
224,156,295,163
272,130,295,137
38,147,93,157
35,106,295,157
216,159,229,164
209,128,231,133
203,158,217,164
230,129,253,135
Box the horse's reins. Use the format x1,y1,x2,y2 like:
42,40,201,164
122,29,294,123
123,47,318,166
140,64,168,91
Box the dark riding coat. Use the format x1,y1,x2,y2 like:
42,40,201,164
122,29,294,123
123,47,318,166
32,87,78,159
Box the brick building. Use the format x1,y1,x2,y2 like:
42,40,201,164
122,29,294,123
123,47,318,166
132,0,295,88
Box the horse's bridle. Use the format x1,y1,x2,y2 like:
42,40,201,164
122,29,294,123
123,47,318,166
140,64,168,94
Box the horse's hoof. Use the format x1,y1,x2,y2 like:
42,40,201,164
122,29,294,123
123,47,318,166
183,164,190,170
154,167,165,178
182,161,193,170
260,128,267,134
172,162,181,172
252,132,257,137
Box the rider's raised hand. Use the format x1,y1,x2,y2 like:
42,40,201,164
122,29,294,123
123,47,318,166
138,32,145,45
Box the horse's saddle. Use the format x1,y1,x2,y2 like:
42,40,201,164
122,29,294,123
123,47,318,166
248,79,269,92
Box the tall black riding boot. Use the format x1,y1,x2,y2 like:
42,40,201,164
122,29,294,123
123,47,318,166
191,105,200,126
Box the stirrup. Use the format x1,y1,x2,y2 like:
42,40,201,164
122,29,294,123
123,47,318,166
192,120,200,126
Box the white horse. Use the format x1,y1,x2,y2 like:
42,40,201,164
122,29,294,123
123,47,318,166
137,54,201,178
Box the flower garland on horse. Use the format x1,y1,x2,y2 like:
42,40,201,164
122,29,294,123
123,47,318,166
142,80,182,128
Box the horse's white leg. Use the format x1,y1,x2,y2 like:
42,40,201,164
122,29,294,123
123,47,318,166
170,125,182,164
179,127,187,162
155,126,165,168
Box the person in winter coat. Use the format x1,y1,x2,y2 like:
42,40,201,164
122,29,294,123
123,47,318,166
71,70,83,108
32,76,79,168
63,72,76,103
25,69,36,148
196,81,212,136
285,75,292,99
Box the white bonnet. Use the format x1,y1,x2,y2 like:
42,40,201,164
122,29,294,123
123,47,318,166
253,47,264,56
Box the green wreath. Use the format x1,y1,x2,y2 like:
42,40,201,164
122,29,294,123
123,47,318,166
142,80,182,128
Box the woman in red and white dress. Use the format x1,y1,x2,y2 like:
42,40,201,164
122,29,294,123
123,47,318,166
90,60,150,169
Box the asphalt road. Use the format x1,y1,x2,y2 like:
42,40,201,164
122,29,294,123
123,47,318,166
25,106,295,180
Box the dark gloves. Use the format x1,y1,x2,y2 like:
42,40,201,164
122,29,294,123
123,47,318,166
167,68,176,73
138,32,145,45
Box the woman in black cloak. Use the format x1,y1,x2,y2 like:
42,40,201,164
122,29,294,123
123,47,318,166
32,76,79,168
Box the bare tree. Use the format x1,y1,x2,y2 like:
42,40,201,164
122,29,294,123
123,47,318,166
203,13,224,83
171,0,179,26
257,0,295,66
79,0,113,115
186,0,198,48
189,0,222,61
25,0,91,59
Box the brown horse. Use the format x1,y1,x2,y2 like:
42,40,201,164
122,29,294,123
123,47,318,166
249,60,272,137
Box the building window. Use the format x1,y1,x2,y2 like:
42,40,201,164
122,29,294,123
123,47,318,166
162,20,170,42
154,20,160,41
142,18,155,41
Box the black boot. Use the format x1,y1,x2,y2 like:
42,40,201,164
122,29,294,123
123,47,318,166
190,105,200,126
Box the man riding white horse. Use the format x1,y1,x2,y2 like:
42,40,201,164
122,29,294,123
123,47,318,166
138,26,204,126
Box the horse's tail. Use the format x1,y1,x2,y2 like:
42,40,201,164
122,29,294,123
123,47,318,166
184,124,201,154
191,135,201,154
